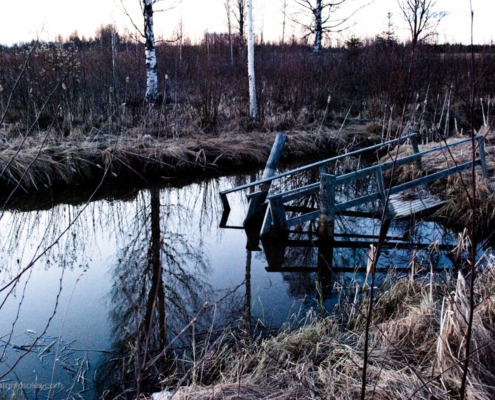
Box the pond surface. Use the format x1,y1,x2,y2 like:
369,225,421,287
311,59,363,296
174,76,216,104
0,168,461,398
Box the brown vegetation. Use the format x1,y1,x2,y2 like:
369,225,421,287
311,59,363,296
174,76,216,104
0,32,494,194
152,252,495,399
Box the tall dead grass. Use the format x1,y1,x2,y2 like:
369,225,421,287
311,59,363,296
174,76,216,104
0,124,364,192
154,252,495,399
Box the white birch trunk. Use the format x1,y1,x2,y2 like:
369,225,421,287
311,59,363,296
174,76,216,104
247,0,257,121
314,0,323,56
225,0,234,65
144,0,158,103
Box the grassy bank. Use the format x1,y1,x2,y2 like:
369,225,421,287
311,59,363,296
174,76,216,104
0,122,374,192
152,252,495,400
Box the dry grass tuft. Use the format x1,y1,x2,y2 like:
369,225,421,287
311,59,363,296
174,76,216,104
153,255,495,399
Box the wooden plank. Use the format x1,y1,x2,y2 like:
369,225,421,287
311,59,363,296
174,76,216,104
389,197,445,218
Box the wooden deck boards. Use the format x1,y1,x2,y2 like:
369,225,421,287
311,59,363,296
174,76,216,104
388,193,445,218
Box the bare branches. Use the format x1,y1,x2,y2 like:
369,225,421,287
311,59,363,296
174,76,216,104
292,0,373,55
397,0,446,49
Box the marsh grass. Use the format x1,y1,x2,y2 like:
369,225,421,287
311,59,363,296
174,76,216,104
0,124,366,192
152,253,495,400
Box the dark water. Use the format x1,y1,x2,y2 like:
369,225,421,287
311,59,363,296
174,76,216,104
0,169,460,398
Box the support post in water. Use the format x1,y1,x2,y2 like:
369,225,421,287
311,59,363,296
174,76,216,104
318,173,336,275
319,173,336,239
244,133,286,229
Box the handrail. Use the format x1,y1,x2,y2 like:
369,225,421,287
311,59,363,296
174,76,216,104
219,133,418,196
265,135,485,205
262,135,487,234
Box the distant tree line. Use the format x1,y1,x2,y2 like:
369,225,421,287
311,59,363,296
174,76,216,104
0,25,494,137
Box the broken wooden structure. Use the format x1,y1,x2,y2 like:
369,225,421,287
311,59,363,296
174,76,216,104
219,133,488,274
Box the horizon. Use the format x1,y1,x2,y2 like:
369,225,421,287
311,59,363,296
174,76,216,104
0,0,494,47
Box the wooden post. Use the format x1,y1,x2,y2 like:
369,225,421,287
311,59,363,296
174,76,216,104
478,138,488,178
260,133,287,192
244,133,286,228
318,173,336,273
269,195,287,234
318,174,336,239
375,166,392,219
410,134,422,170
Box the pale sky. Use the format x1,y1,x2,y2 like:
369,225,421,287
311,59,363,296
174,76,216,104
0,0,493,46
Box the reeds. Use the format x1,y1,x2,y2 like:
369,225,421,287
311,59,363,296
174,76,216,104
153,254,495,399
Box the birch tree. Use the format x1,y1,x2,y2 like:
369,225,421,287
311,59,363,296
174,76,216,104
143,0,158,102
247,0,257,120
119,0,177,103
293,0,367,56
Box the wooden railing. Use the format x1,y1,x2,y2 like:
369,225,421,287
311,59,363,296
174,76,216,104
260,136,487,236
219,133,420,227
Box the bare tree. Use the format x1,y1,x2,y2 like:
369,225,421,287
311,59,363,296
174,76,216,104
119,0,177,103
233,0,246,44
247,0,257,120
397,0,445,51
143,0,158,102
281,0,288,44
224,0,234,64
293,0,368,56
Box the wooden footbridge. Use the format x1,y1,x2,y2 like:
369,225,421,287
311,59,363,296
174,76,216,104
219,133,488,271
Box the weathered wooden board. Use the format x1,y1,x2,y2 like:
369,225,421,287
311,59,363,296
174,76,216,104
388,194,445,218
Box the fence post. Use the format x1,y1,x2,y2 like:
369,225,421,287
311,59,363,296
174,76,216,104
375,166,392,219
318,173,336,275
478,137,488,178
319,173,336,239
269,195,287,234
410,134,422,170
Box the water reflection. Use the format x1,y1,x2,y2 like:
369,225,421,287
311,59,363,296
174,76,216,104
0,165,464,398
96,187,212,397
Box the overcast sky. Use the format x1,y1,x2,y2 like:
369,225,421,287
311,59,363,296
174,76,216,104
0,0,493,46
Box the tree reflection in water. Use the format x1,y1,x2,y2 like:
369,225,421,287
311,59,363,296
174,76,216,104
96,186,214,397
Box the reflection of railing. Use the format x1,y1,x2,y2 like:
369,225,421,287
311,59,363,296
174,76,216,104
261,135,487,236
219,133,420,228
